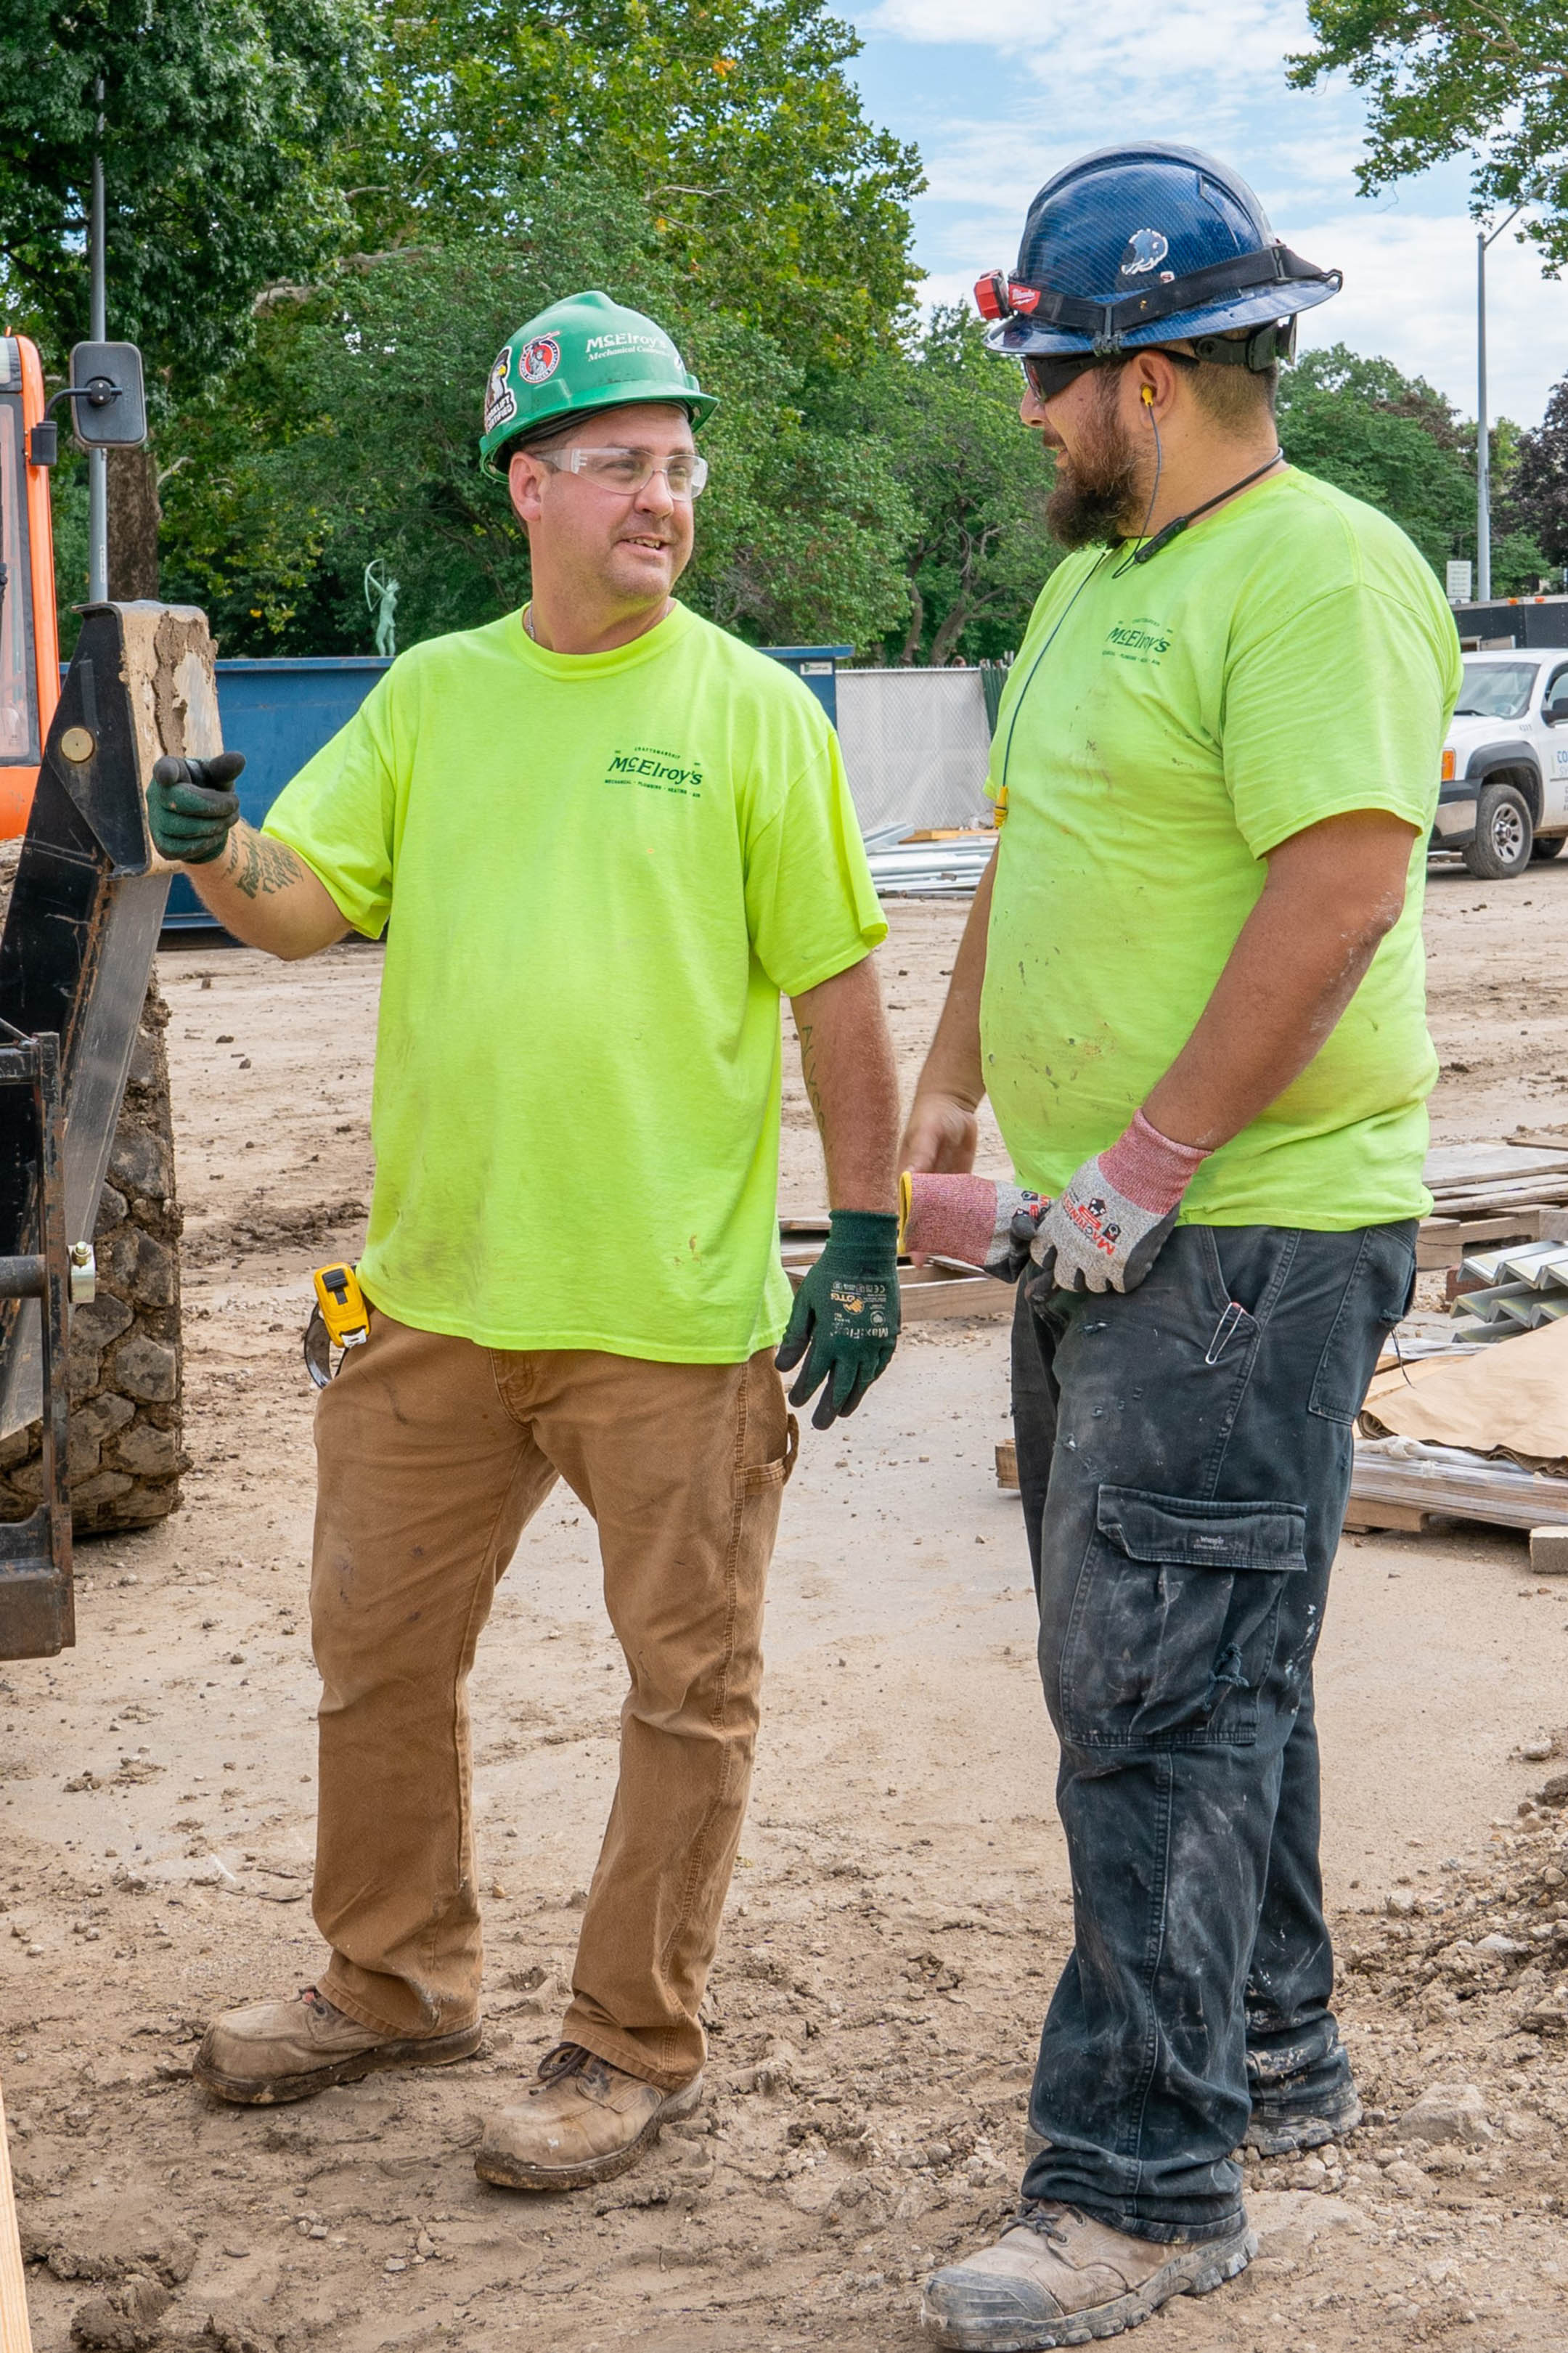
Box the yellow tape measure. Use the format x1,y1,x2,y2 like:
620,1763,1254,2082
303,1263,369,1388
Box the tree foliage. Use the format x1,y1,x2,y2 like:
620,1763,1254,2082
819,309,1055,665
1290,0,1568,270
1278,343,1546,592
159,181,914,656
1505,377,1568,568
347,0,923,374
0,0,371,388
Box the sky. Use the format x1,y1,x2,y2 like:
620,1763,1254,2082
842,0,1568,428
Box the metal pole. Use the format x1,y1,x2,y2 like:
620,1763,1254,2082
1476,205,1524,609
1477,228,1490,605
86,76,107,605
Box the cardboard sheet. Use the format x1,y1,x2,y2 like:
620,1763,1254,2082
1360,1313,1568,1472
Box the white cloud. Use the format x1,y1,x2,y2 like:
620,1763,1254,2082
912,213,1566,423
866,0,1312,89
1294,211,1568,423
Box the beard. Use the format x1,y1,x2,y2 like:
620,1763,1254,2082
1045,373,1149,548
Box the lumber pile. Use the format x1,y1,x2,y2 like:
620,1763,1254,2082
778,1221,1013,1322
1418,1135,1568,1268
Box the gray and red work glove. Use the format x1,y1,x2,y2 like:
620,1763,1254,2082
899,1171,1046,1281
1029,1110,1211,1296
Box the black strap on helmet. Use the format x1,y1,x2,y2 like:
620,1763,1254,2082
1002,244,1340,354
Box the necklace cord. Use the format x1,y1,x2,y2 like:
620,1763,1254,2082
1131,451,1283,566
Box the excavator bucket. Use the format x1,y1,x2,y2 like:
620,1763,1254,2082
0,602,219,1656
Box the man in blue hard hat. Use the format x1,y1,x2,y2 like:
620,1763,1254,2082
902,146,1461,2345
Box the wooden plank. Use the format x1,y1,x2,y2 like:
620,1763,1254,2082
1425,1143,1568,1186
1416,1212,1548,1269
1343,1504,1432,1536
0,2081,33,2353
996,1438,1019,1491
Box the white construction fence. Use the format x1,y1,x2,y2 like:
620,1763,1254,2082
836,667,994,839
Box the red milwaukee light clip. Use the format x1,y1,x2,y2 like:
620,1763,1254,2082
1008,281,1042,314
973,271,1010,322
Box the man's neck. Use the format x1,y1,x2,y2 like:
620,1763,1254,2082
523,592,673,656
1133,428,1283,545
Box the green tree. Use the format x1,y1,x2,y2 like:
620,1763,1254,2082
0,0,371,605
0,0,371,385
343,0,923,373
1278,343,1547,590
817,309,1054,665
1289,0,1568,270
1503,378,1568,568
159,182,913,656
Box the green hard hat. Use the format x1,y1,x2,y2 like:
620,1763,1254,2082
479,290,717,477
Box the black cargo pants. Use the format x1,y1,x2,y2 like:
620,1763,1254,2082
1011,1220,1416,2241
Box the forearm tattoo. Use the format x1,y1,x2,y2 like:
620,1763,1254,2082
226,825,306,901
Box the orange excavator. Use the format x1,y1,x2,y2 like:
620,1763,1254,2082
0,331,218,1660
0,336,61,837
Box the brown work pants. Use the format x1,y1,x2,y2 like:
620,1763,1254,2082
309,1310,793,2089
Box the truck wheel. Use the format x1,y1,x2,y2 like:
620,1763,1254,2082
1531,833,1567,860
1462,781,1533,879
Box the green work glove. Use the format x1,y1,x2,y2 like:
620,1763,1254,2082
147,750,245,864
775,1209,900,1431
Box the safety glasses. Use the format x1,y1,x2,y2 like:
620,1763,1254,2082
1020,348,1200,404
1020,352,1126,404
532,444,709,500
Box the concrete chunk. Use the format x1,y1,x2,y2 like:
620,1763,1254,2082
1530,1525,1568,1574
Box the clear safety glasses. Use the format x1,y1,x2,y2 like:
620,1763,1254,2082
534,445,709,500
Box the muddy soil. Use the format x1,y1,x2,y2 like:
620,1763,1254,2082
2,857,1568,2351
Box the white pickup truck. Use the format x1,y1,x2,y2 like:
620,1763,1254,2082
1433,648,1568,878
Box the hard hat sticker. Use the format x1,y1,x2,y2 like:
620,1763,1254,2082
484,352,518,431
518,335,562,386
1119,229,1170,277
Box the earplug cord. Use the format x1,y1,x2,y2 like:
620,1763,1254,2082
1111,385,1164,579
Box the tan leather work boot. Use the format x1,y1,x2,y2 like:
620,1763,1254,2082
194,1986,482,2106
920,2201,1256,2349
475,2042,703,2190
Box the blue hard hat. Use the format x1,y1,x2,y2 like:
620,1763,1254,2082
975,142,1339,364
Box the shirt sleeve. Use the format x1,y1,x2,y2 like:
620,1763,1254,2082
1223,582,1458,857
261,670,401,938
745,726,888,996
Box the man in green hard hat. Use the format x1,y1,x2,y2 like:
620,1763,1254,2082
155,290,902,2187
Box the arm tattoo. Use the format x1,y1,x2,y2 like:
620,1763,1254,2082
226,824,306,901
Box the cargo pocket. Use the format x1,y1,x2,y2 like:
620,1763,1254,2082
1307,1226,1418,1424
1060,1486,1307,1750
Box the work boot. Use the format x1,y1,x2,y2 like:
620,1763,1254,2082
475,2042,703,2190
920,2201,1256,2349
1244,2074,1363,2156
194,1985,482,2106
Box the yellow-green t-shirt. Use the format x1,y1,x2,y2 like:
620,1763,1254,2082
982,468,1463,1228
264,603,885,1360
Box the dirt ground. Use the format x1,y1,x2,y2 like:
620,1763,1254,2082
4,854,1568,2352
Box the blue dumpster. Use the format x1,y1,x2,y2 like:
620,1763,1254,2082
164,658,391,926
759,645,852,726
162,644,850,927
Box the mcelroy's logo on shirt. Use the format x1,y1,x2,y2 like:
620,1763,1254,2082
604,743,704,798
1103,618,1172,666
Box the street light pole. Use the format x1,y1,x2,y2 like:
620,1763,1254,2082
1477,205,1523,606
86,76,107,605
